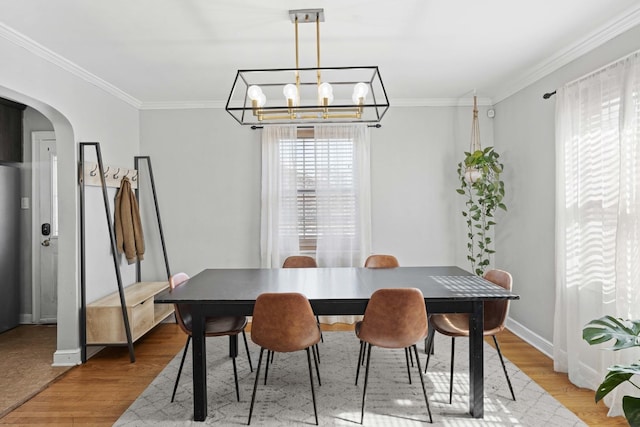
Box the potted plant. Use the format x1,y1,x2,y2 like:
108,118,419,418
456,146,506,276
583,315,640,426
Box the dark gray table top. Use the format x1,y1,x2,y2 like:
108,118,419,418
155,266,519,306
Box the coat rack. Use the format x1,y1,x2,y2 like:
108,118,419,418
82,161,138,189
78,142,171,363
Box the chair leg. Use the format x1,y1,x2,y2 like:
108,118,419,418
242,329,253,372
171,335,191,403
264,350,271,385
355,340,364,385
412,344,433,423
314,342,321,364
247,348,265,425
229,335,240,401
424,316,435,355
404,347,412,384
493,335,516,401
312,343,321,387
448,337,455,404
360,343,373,424
232,356,240,402
306,347,319,425
316,315,324,343
424,328,435,374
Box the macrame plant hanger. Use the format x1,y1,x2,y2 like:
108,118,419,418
464,94,483,183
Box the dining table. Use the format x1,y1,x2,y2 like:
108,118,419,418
155,265,519,422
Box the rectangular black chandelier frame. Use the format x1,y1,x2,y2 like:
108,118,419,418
225,8,390,126
225,65,389,125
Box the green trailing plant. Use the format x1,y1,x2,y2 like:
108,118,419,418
456,146,506,276
583,315,640,426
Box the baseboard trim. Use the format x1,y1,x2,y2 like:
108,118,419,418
53,349,82,366
19,314,32,324
506,317,553,358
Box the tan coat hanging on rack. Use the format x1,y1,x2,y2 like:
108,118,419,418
115,176,145,264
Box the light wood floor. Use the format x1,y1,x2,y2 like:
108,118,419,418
0,323,627,426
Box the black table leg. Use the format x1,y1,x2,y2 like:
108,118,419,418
192,305,208,421
468,301,484,418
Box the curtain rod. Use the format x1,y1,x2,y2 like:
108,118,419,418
543,49,640,100
250,124,382,130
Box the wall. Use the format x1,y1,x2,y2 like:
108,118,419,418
0,33,140,364
139,104,493,278
370,105,494,267
494,23,640,349
138,108,261,277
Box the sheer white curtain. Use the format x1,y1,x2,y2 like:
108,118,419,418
260,126,299,268
554,51,640,417
314,125,372,267
260,124,372,269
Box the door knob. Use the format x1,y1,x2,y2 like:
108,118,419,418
41,238,50,247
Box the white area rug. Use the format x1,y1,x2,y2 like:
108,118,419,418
116,332,586,426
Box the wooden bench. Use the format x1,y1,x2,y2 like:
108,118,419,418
86,281,174,344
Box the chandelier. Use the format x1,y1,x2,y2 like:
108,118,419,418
225,9,389,126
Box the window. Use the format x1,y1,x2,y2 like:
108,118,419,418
280,129,356,252
260,125,371,268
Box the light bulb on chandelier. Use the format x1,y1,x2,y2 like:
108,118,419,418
247,85,266,108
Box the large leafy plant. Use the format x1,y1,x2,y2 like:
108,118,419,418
456,146,506,276
583,315,640,426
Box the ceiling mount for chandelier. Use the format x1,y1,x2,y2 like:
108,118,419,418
225,8,389,126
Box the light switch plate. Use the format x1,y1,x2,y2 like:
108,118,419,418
21,197,30,209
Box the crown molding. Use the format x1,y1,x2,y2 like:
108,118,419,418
0,23,142,109
493,4,640,103
393,97,494,107
139,100,225,110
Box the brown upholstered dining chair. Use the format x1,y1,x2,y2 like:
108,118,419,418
169,272,252,403
355,288,433,424
361,254,416,371
282,255,323,347
364,254,399,268
248,292,322,425
282,255,318,268
424,269,515,403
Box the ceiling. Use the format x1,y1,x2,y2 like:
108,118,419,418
1,0,639,108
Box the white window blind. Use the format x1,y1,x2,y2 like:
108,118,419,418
279,133,356,252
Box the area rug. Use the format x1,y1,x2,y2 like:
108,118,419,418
0,325,71,418
116,332,586,426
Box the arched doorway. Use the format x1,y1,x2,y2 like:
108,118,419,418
0,85,79,366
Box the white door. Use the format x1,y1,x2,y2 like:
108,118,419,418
32,131,57,323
